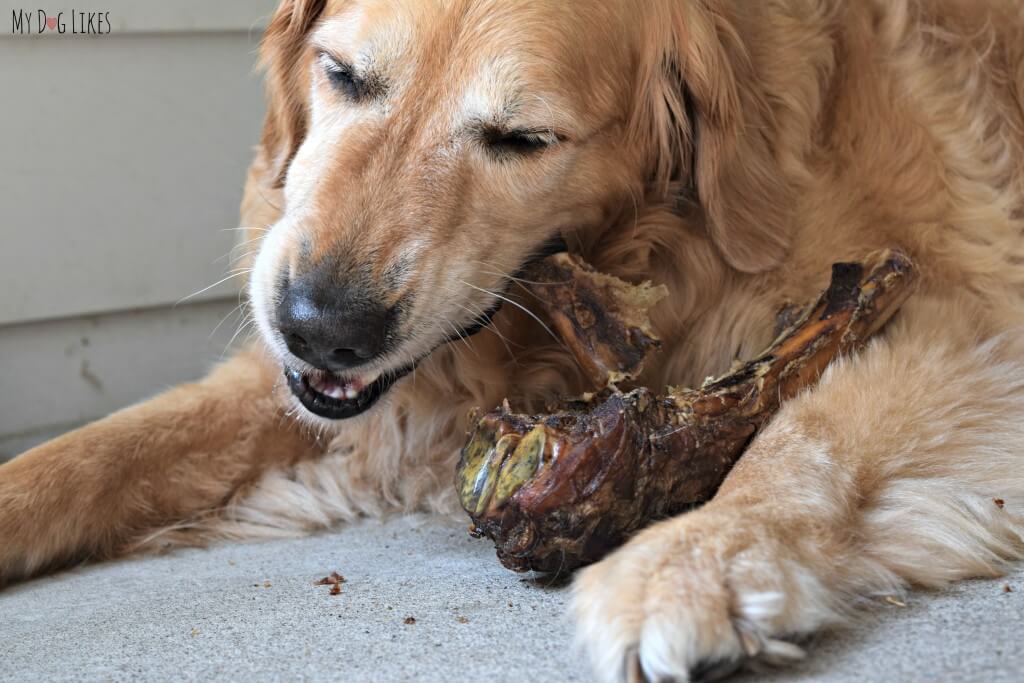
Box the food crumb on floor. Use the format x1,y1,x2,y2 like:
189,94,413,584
994,498,1005,509
263,580,272,588
315,572,346,596
314,571,346,585
404,616,417,625
1003,584,1013,593
885,596,908,608
456,616,469,624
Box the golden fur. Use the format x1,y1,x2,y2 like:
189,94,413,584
3,0,1024,679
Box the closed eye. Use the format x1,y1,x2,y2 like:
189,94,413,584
482,127,560,159
318,52,366,101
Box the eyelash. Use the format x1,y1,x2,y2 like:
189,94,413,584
319,53,362,100
482,128,558,159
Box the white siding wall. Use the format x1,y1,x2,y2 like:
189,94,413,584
0,1,280,459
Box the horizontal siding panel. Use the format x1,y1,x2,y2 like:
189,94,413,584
0,297,249,454
0,30,269,325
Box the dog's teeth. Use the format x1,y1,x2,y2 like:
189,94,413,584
305,370,372,402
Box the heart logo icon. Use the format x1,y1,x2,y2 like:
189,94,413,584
46,16,57,30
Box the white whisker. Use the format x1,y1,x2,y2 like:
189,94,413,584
177,270,251,306
209,302,248,340
459,279,561,345
223,318,256,357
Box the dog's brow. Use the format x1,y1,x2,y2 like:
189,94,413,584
311,14,368,68
479,103,516,128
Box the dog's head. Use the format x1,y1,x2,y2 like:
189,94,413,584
250,0,793,420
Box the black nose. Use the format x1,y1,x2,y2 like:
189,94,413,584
275,269,390,372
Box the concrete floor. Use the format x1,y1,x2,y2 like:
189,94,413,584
1,515,1020,682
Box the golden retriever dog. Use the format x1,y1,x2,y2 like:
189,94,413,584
3,0,1024,679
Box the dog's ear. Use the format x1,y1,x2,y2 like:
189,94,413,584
259,0,328,188
636,2,793,273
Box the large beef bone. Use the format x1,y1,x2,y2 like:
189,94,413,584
456,249,916,573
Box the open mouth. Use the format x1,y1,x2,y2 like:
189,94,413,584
283,236,569,421
282,283,503,420
284,364,414,420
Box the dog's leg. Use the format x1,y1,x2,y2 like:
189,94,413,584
0,345,322,586
572,296,1024,682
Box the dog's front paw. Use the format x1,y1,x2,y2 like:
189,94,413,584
571,510,827,682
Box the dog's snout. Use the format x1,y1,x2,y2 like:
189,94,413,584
275,271,390,372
